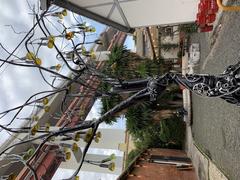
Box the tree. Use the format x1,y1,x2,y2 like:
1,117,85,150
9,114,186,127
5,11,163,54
100,82,123,124
125,103,152,137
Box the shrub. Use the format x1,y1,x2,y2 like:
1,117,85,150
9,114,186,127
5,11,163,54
126,104,152,138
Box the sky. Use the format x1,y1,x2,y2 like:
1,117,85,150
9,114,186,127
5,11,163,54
0,0,135,179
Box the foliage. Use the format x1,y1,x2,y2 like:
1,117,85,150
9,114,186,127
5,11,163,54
133,117,185,151
136,63,147,77
99,82,122,124
125,91,185,151
100,46,163,124
125,86,185,151
101,95,122,124
179,23,198,34
105,45,130,78
158,116,185,148
133,124,166,150
136,59,162,77
107,45,129,65
125,103,153,137
104,45,160,79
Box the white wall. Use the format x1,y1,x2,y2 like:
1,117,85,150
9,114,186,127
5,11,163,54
68,0,198,27
60,153,123,175
79,128,125,150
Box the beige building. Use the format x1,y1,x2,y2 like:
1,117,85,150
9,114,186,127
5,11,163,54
135,25,180,61
60,128,125,175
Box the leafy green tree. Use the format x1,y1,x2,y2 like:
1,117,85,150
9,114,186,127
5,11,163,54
100,45,185,151
133,117,185,151
125,103,152,137
103,45,159,79
101,95,122,124
99,82,123,124
158,116,185,148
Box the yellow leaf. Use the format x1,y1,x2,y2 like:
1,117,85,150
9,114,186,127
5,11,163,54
72,143,79,152
90,49,96,59
48,35,55,42
94,136,100,143
47,41,54,49
44,106,50,112
84,128,94,142
89,27,96,32
31,123,39,136
65,151,71,160
84,27,96,32
42,97,49,105
22,154,30,161
110,63,117,70
110,153,116,160
74,132,81,142
55,64,61,71
27,148,35,156
81,51,87,56
62,9,67,16
65,32,74,40
108,162,116,171
96,131,102,138
34,58,42,66
26,52,35,60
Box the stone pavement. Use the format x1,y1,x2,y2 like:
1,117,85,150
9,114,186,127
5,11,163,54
182,54,228,180
181,1,240,179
